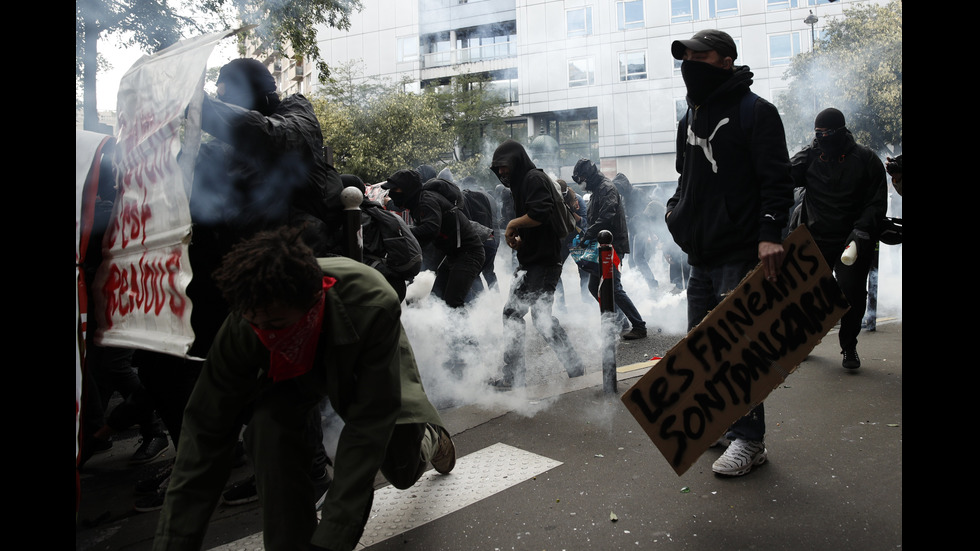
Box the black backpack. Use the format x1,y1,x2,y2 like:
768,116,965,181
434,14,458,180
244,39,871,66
422,178,493,244
462,188,497,242
360,201,423,280
537,170,579,239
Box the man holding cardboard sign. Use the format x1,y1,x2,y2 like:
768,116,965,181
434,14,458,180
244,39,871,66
664,30,796,476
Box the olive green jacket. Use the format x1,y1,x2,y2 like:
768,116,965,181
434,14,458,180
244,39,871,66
154,257,443,551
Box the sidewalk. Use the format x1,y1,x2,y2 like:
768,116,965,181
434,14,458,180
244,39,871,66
76,319,902,550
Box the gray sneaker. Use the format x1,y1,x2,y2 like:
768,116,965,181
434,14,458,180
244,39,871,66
712,439,767,476
428,425,456,474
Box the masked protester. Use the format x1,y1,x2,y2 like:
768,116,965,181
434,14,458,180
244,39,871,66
790,108,888,370
488,139,587,389
153,226,456,551
571,159,648,339
132,57,345,513
666,30,795,477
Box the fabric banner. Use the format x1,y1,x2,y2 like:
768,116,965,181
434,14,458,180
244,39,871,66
91,31,230,357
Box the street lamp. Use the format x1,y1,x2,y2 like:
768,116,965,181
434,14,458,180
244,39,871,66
804,11,818,52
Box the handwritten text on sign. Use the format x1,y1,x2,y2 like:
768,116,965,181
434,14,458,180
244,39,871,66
621,226,849,476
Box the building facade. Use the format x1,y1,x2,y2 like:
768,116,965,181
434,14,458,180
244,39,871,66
309,0,883,188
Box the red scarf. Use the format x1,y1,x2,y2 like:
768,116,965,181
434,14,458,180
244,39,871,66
252,277,336,382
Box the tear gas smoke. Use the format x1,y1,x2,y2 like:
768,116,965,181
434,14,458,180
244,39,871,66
323,215,903,458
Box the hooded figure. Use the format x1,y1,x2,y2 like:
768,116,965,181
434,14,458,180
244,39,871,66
789,107,887,371
572,159,630,255
488,139,586,389
490,139,563,266
382,169,484,311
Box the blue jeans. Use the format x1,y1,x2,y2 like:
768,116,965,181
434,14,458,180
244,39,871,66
588,264,646,331
687,258,766,441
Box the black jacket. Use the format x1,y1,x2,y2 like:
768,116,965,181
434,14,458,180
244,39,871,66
490,139,563,266
790,131,887,244
584,177,631,255
666,66,794,267
187,93,343,357
401,183,484,258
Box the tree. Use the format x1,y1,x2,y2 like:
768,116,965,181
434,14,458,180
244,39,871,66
778,0,902,154
427,73,511,163
312,63,514,186
76,0,362,132
311,62,451,183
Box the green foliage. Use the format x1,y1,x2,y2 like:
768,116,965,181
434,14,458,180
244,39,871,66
312,62,450,183
76,0,361,124
779,0,902,153
217,0,362,81
312,63,513,185
426,73,511,163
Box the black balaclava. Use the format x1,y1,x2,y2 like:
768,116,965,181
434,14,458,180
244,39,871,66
814,108,848,156
572,158,603,192
384,169,423,208
681,60,733,105
216,58,281,116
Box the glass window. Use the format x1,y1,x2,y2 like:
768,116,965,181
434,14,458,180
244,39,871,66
568,57,595,88
767,0,833,9
769,32,802,65
617,1,644,30
709,0,739,19
671,0,699,23
567,6,593,38
396,36,418,62
618,50,647,81
675,98,689,126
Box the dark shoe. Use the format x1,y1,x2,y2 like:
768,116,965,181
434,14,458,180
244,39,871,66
567,364,586,378
135,461,173,494
130,434,169,465
133,487,167,513
621,327,647,340
221,475,258,506
428,425,456,475
488,377,513,391
842,348,861,369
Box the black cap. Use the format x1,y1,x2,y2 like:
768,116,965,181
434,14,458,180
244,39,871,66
671,30,738,61
381,169,421,190
814,108,846,130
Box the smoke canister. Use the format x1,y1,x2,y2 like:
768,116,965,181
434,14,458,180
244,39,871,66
840,240,857,266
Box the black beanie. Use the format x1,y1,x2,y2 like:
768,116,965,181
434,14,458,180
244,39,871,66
814,108,846,129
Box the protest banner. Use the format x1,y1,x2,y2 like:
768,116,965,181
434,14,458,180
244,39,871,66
90,30,235,358
621,225,850,476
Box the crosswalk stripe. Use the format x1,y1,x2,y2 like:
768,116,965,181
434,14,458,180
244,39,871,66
207,442,563,550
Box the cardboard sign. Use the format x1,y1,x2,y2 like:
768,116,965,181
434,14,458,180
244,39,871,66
621,225,849,476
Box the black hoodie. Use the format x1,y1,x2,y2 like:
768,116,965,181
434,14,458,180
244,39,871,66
665,65,794,267
491,139,563,266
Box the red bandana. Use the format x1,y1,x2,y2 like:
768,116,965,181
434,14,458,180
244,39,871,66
252,277,336,382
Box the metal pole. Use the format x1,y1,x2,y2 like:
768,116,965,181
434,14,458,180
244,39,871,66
341,186,363,263
598,230,617,394
864,242,879,332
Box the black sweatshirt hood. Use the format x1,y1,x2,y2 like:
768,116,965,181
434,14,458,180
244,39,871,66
490,139,536,188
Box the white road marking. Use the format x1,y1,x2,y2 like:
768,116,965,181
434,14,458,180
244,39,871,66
206,442,562,551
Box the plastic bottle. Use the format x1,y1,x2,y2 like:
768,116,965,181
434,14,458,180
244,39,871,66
840,240,857,266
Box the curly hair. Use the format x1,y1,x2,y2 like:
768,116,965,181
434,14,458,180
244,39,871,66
212,226,324,314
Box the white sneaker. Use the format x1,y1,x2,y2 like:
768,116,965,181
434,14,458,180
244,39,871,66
712,438,767,476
